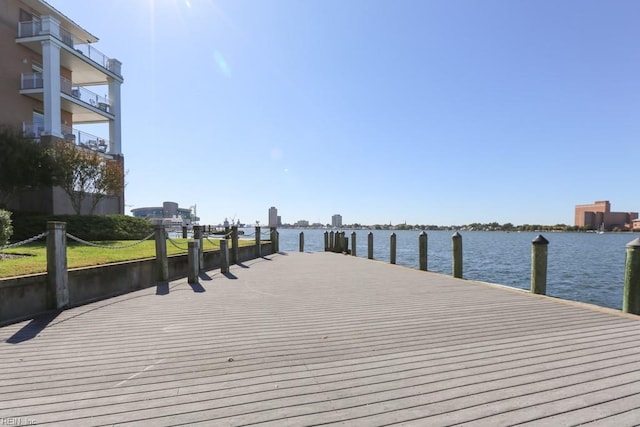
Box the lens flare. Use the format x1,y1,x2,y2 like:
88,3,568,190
213,50,232,77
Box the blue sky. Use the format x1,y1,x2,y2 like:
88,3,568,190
48,0,640,226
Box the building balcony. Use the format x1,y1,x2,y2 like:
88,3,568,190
20,73,113,124
23,121,110,154
17,18,122,85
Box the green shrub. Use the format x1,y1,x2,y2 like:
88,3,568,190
11,214,154,242
0,209,12,246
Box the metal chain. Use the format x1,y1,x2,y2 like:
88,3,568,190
66,231,156,249
0,231,49,251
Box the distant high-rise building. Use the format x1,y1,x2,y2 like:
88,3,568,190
268,206,278,227
332,214,343,228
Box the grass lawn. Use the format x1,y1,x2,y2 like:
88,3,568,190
0,238,256,278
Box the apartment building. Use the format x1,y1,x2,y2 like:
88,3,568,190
0,0,124,214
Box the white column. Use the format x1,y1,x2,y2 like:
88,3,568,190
108,74,122,154
40,16,62,138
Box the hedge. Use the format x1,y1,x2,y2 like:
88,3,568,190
11,214,155,242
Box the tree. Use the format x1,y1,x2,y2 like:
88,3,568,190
50,141,125,215
0,209,12,247
0,126,57,207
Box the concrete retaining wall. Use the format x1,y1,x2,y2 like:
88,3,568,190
0,242,272,325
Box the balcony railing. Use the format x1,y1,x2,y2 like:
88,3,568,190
21,73,112,113
23,122,109,153
20,72,43,90
23,122,44,139
61,77,111,112
61,124,109,153
17,19,122,76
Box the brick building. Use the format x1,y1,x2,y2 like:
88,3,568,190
574,201,638,231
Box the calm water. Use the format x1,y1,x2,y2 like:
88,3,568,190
265,228,640,311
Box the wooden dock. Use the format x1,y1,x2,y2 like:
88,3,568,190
2,252,640,426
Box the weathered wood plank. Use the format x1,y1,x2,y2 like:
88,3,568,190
1,252,640,426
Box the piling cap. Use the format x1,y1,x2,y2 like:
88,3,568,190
420,231,427,236
532,235,549,245
452,231,461,238
627,237,640,248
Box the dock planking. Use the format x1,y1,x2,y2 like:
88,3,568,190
1,252,640,426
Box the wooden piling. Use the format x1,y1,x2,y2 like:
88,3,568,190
531,234,549,295
452,232,462,278
623,237,640,314
419,231,428,271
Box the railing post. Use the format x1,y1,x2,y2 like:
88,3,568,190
368,232,374,259
531,235,549,295
193,225,204,271
270,227,277,254
255,226,261,258
231,225,239,264
46,221,68,309
220,239,230,274
188,241,199,284
351,231,356,256
324,231,329,251
390,232,397,264
419,231,428,271
299,231,304,252
182,226,187,239
452,232,463,278
154,225,168,282
623,238,640,313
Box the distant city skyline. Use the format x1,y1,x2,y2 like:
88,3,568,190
46,0,640,226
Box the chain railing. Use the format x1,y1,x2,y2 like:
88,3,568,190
0,232,48,251
166,235,188,251
65,231,155,249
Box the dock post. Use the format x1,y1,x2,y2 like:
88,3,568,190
231,225,239,264
329,231,335,252
324,231,329,251
340,232,346,253
270,227,277,254
182,226,187,238
47,221,68,309
188,241,199,284
276,231,279,252
154,224,168,282
368,232,373,259
390,232,397,264
419,231,428,271
220,239,230,274
452,232,463,278
255,226,261,258
193,225,204,270
531,235,549,295
623,237,640,314
299,231,304,252
351,232,357,256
